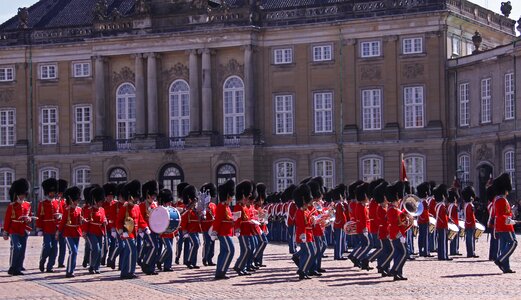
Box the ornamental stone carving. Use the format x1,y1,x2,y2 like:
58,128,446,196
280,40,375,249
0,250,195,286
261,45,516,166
163,62,189,81
360,65,382,81
476,144,493,162
112,66,135,85
108,155,125,166
403,63,424,79
218,59,244,81
163,150,180,163
218,151,235,162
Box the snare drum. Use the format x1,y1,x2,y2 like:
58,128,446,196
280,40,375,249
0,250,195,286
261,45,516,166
458,220,466,238
474,222,486,240
428,216,436,234
447,222,459,240
149,206,180,234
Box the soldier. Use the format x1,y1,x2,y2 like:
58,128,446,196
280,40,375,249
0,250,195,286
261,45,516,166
36,178,60,273
434,184,451,261
492,173,517,273
200,183,217,266
374,181,393,277
81,185,98,269
448,188,461,256
486,185,499,261
350,182,372,270
462,186,479,258
140,180,159,275
174,182,189,265
56,179,68,268
233,180,254,276
56,187,82,278
107,183,126,270
332,184,347,260
293,183,315,280
387,182,409,281
83,187,107,274
101,183,117,266
180,185,202,269
213,179,236,280
157,189,175,272
416,182,433,257
252,183,269,268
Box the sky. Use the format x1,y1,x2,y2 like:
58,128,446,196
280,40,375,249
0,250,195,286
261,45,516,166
0,0,520,28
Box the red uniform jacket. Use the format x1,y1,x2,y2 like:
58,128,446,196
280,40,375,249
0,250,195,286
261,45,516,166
494,196,514,232
254,204,268,233
417,198,430,224
83,207,107,236
109,201,125,231
387,205,405,240
368,199,378,234
487,201,495,229
102,200,115,230
201,202,217,232
448,203,459,225
4,201,32,236
348,201,357,221
309,205,324,237
376,205,388,240
355,202,369,234
58,207,83,238
428,197,437,218
287,202,297,227
116,203,147,239
342,201,350,222
295,208,314,243
234,203,252,236
180,209,202,234
333,202,346,229
249,204,262,235
212,202,234,237
435,203,448,229
139,201,157,227
464,203,476,229
36,199,60,234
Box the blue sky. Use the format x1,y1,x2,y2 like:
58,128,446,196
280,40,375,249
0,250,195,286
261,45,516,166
0,0,520,27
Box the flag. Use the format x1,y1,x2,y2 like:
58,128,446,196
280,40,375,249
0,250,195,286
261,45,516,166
400,153,408,182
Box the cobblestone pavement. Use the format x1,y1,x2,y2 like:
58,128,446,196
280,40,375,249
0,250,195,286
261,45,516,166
0,235,519,300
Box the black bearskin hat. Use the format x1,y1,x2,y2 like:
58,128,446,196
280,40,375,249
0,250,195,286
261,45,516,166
461,186,476,203
493,173,512,195
385,183,398,202
158,189,174,206
123,180,141,201
416,182,430,199
307,180,322,199
355,182,369,202
91,186,105,203
177,182,190,199
103,182,117,197
42,178,58,195
142,180,159,197
182,185,197,205
433,184,448,203
57,179,68,194
64,186,81,206
200,182,217,198
256,183,267,201
235,180,253,200
348,180,364,200
373,181,389,204
218,179,235,203
293,183,312,208
281,184,297,202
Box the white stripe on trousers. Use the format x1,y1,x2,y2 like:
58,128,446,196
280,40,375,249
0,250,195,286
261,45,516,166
188,234,197,264
382,239,394,268
145,233,156,265
124,239,132,274
236,236,249,269
65,238,73,274
498,232,518,263
396,241,407,274
355,234,370,259
220,237,233,273
85,235,93,267
303,242,313,272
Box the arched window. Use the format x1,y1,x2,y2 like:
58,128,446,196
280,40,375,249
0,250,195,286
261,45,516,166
108,167,127,184
169,80,190,138
313,158,334,189
216,163,237,186
404,155,425,188
223,76,245,135
73,166,91,195
361,156,382,182
40,167,58,198
0,168,14,202
159,164,184,200
116,83,136,140
458,154,471,185
274,160,295,192
505,150,515,191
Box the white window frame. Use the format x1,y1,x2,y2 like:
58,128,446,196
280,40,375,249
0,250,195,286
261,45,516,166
505,73,515,120
72,62,91,78
452,36,461,56
313,91,333,133
273,48,293,65
403,37,423,54
313,158,335,189
0,168,14,202
74,105,92,144
312,44,333,62
275,94,294,135
274,160,295,192
40,167,58,198
404,155,425,188
73,166,91,194
169,80,190,138
108,167,127,184
0,108,15,146
223,76,245,135
505,150,515,191
40,63,57,80
481,78,492,124
466,41,474,56
360,41,381,58
458,154,471,184
404,86,424,128
116,83,136,140
362,89,382,130
459,83,470,127
361,156,383,182
0,67,14,82
41,107,58,145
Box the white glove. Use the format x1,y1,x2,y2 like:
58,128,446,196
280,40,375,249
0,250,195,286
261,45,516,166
506,217,517,225
234,229,240,237
363,230,369,238
122,232,129,238
400,236,406,244
111,230,117,239
299,233,306,243
183,233,190,239
259,229,264,235
139,232,144,238
145,228,151,235
210,234,218,241
37,231,43,237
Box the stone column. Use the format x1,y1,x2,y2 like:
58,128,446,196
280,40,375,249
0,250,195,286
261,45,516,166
134,53,146,137
93,56,106,138
188,49,200,134
201,48,213,133
146,52,159,136
243,45,254,131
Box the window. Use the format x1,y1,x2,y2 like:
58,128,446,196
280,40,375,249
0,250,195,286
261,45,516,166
169,80,190,138
0,67,14,82
404,156,424,188
362,89,382,130
108,167,127,184
74,167,91,195
40,64,57,80
0,109,15,146
314,92,333,133
116,83,136,140
404,86,424,128
72,62,91,78
273,48,293,64
314,159,334,189
458,154,470,184
41,107,58,145
361,157,382,182
452,36,461,56
216,163,237,187
313,45,332,62
40,167,58,195
223,76,245,135
275,160,295,192
160,164,184,200
0,169,14,202
275,95,293,134
505,150,515,191
74,106,91,143
403,37,423,54
459,83,470,127
360,41,381,58
505,73,515,120
481,78,491,123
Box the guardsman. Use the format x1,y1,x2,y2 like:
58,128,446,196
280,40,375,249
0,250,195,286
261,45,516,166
366,180,387,270
350,182,372,270
36,178,60,273
447,188,461,256
200,183,217,266
180,184,202,269
332,184,347,260
81,185,98,269
56,179,68,268
140,180,159,275
387,182,409,281
486,185,499,261
101,183,117,266
253,183,269,268
462,186,479,258
308,178,326,275
157,189,175,272
233,180,254,276
428,181,438,252
247,184,259,272
294,183,315,280
368,179,384,255
374,181,393,277
3,179,31,276
492,173,517,273
213,179,236,280
286,187,298,254
107,183,126,270
416,182,432,257
434,184,451,261
346,180,363,252
83,187,107,274
56,186,82,278
174,182,189,265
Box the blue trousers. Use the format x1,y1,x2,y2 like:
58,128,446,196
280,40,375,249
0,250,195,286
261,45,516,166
87,234,103,272
437,229,448,260
101,233,111,264
352,233,371,261
449,231,460,255
176,235,184,262
314,235,326,270
83,236,91,266
216,236,235,277
20,235,27,269
377,238,394,272
418,223,430,256
254,233,268,265
367,237,383,262
160,237,173,270
65,237,79,275
58,232,66,266
390,239,407,276
234,235,253,271
489,230,499,261
465,228,476,257
428,229,437,252
333,228,345,259
497,231,518,271
143,232,159,273
298,242,316,275
9,234,24,273
40,233,58,271
248,235,259,268
121,239,137,277
109,234,123,269
406,229,414,256
202,232,215,264
184,233,199,266
287,225,296,254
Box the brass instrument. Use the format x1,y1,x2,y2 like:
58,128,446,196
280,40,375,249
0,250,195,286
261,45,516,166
124,206,135,233
402,194,423,232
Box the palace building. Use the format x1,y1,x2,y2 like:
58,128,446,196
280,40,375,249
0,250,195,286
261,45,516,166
0,0,518,215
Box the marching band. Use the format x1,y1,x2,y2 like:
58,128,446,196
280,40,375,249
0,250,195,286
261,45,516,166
1,172,519,281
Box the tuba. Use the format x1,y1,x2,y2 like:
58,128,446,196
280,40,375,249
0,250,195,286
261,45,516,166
402,194,423,231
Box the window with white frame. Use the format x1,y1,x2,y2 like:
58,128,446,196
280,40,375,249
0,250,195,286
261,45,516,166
403,37,423,54
0,168,14,202
313,45,332,62
275,160,295,192
360,41,381,58
0,109,15,146
72,62,91,78
273,48,293,64
40,168,58,194
404,156,424,188
0,67,14,82
108,167,127,184
275,95,294,134
169,80,190,138
116,83,136,140
452,36,461,56
223,76,245,135
314,92,333,133
160,164,184,200
74,167,91,194
466,41,474,56
314,159,334,189
40,64,57,80
505,73,515,120
505,150,515,190
216,164,237,187
362,89,382,130
481,78,491,123
459,83,470,127
41,107,58,145
458,154,470,184
74,106,91,143
361,157,382,182
404,86,424,128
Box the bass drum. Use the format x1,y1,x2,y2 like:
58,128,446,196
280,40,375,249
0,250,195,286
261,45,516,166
149,206,180,234
428,216,436,234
